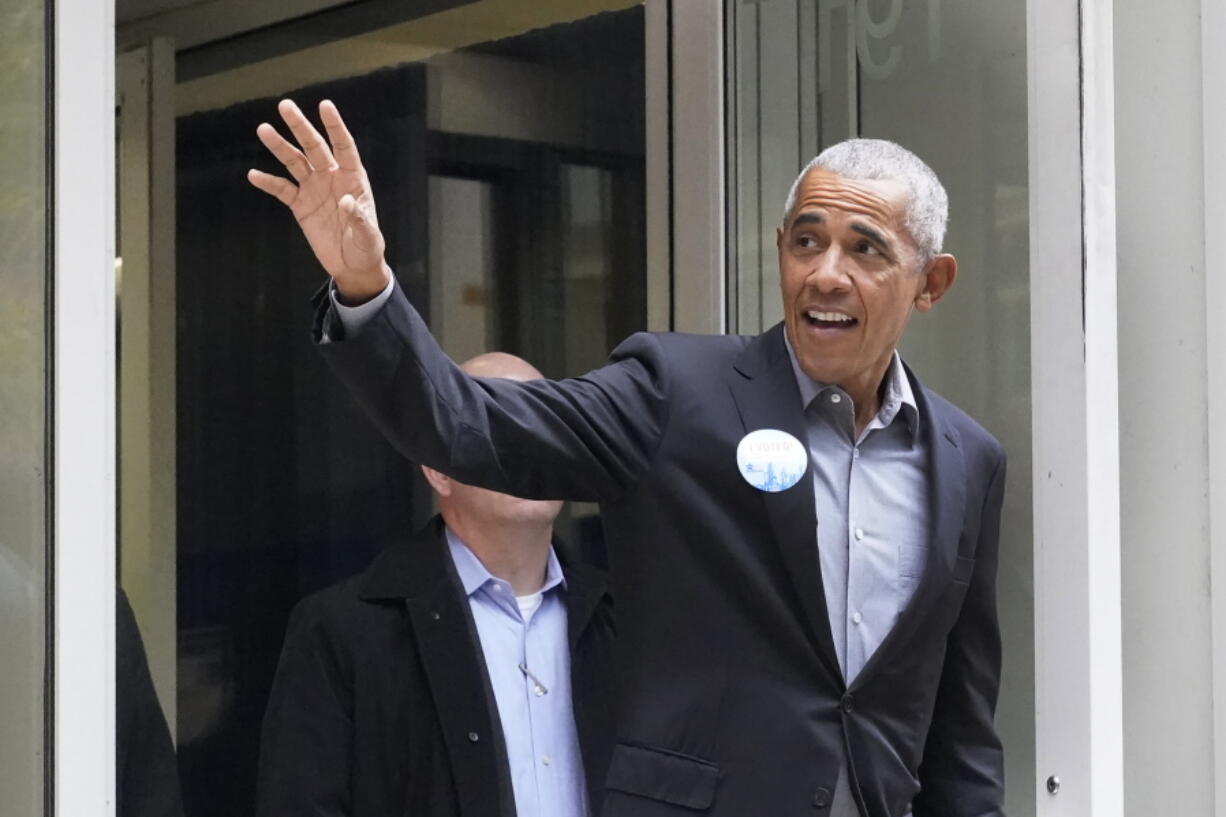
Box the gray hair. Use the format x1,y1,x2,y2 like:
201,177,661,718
782,139,948,265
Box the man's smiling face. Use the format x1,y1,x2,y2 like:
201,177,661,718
777,168,952,407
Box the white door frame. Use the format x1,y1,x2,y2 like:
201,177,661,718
645,0,726,334
1028,0,1123,814
55,0,117,814
1203,0,1226,811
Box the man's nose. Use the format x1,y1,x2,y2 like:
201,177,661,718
807,247,852,292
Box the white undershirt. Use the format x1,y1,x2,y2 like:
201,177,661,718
516,591,544,623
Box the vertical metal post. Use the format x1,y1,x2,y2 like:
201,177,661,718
667,0,726,334
1029,0,1122,814
117,36,178,739
54,0,117,814
1203,0,1226,811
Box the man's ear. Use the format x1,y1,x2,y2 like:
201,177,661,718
776,224,785,249
914,254,957,312
420,464,451,497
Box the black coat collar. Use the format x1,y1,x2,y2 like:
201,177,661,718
357,516,609,644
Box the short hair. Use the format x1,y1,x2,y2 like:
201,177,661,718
782,139,948,265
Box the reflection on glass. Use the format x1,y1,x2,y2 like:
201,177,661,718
727,1,1033,814
0,0,47,812
167,3,644,814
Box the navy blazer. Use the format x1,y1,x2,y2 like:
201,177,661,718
314,282,1007,817
256,517,616,817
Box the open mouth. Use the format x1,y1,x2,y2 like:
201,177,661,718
802,309,858,330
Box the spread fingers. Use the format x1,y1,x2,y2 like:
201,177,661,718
247,169,298,207
255,123,312,183
278,98,337,171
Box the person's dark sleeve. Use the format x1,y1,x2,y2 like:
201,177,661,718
256,598,353,817
912,453,1008,817
116,589,186,817
313,279,670,503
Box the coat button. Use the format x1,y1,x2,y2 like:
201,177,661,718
467,731,479,743
840,694,854,713
430,611,441,621
812,787,832,808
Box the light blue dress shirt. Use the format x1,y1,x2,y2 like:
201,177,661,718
445,529,589,817
785,340,930,817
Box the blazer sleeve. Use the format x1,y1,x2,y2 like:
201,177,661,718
256,598,354,817
912,452,1008,817
313,279,670,503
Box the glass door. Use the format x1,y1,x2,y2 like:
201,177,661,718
116,2,648,814
0,0,50,809
726,1,1034,813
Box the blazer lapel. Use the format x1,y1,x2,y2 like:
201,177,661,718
850,374,966,689
562,562,609,650
728,324,843,686
361,520,513,817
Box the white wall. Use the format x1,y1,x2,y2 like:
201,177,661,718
1114,0,1215,813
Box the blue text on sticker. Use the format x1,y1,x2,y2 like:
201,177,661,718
736,429,808,492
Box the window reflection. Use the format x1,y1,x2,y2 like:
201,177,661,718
165,5,644,815
0,0,48,812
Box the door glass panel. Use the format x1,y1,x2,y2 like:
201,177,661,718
727,2,1033,814
0,0,48,812
121,3,647,814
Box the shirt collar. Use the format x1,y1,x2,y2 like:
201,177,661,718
444,526,566,598
782,334,921,445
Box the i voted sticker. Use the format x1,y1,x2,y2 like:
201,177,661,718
736,429,808,492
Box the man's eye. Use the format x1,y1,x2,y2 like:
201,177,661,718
797,235,818,249
856,240,880,255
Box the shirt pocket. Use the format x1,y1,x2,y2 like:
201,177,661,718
898,543,929,580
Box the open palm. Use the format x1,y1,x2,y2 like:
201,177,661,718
248,99,390,301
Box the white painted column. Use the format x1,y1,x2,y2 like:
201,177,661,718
1113,0,1216,813
1205,0,1226,812
55,0,117,814
1030,0,1123,814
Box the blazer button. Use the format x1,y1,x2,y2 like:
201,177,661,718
812,787,832,808
467,731,480,743
840,694,854,713
430,611,441,621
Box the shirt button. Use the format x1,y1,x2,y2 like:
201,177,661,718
854,528,864,541
852,612,862,625
542,755,551,766
852,448,860,459
830,393,842,404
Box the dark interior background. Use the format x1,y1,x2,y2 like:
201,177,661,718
173,8,645,815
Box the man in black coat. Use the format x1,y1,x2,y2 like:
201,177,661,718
255,353,616,817
250,100,1007,817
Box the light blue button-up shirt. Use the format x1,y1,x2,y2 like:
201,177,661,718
784,342,931,683
785,342,930,817
446,529,589,817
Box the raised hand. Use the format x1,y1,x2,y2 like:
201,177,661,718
248,99,391,303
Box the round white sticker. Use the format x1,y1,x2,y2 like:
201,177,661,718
736,429,808,492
